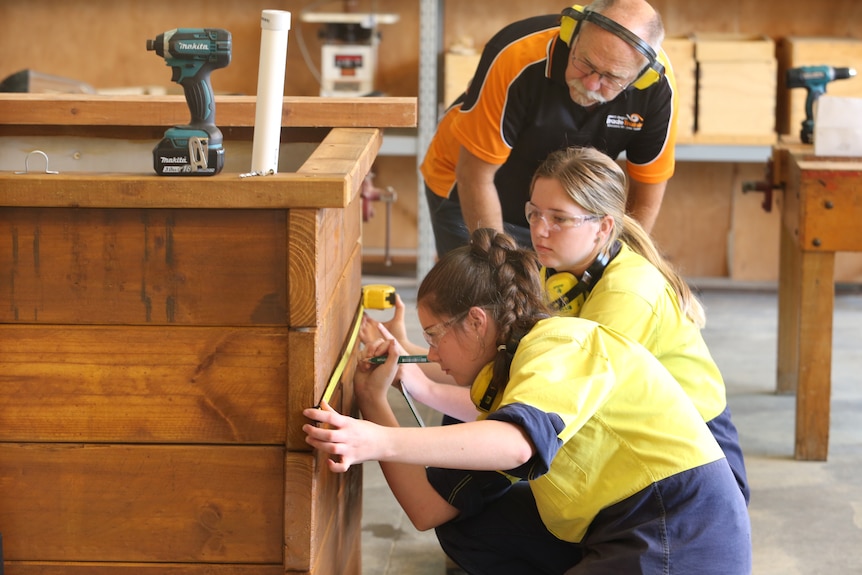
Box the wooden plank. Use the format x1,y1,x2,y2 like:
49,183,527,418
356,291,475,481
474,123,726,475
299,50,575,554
0,444,284,563
0,325,288,444
296,301,363,573
287,328,318,452
314,241,363,413
285,452,314,571
0,95,417,130
697,61,777,137
0,208,286,325
777,155,803,393
795,250,835,461
284,442,366,575
0,172,345,209
694,33,775,61
729,164,783,281
1,563,286,575
307,450,363,575
286,239,363,450
297,128,383,208
0,129,381,210
288,191,364,329
652,162,732,277
285,416,363,574
777,221,801,394
283,449,362,574
318,201,363,331
288,208,321,328
798,168,862,252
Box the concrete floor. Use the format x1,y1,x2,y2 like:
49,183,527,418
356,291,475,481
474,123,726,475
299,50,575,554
359,273,862,575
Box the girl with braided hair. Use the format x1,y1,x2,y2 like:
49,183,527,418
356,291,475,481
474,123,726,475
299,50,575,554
304,228,751,575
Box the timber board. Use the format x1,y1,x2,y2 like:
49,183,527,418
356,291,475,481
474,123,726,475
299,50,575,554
0,207,287,325
0,325,288,444
0,444,284,563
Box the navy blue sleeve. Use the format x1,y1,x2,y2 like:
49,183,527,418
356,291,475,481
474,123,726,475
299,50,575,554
487,403,565,480
425,403,564,520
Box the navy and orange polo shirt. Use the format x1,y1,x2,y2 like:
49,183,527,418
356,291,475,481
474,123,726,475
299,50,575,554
420,14,679,228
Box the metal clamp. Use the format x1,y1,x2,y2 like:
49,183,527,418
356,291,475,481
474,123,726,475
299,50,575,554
14,150,60,175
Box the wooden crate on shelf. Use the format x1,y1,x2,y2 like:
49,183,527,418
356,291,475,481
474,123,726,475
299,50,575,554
694,34,777,139
663,36,696,140
0,94,416,575
776,36,862,139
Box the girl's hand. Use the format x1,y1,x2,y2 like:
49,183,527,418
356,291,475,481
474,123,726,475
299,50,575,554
355,336,403,403
359,293,410,347
303,401,382,472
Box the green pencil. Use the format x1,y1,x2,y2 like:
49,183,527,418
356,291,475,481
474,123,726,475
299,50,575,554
366,354,429,365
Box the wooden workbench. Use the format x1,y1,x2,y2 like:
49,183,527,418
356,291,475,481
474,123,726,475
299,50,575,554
0,94,416,574
772,144,862,461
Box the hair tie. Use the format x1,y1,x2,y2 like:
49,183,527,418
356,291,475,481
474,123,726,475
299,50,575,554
497,344,507,352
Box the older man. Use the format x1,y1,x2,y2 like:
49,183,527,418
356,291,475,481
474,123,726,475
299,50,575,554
421,0,677,256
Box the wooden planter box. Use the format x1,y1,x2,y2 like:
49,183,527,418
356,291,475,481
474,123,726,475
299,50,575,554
0,94,416,575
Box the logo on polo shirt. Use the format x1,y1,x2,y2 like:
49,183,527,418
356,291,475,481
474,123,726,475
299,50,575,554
606,113,644,131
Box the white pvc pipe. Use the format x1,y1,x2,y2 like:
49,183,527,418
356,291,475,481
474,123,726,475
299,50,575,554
250,9,291,175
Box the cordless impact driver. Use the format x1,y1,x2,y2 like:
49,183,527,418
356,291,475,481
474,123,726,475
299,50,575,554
147,28,232,175
786,65,856,144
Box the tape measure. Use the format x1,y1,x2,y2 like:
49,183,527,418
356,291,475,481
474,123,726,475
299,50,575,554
362,283,396,310
317,284,396,406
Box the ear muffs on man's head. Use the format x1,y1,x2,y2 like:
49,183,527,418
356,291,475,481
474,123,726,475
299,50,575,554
559,4,665,90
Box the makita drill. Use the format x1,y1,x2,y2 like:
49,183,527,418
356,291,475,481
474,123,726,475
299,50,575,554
147,28,232,175
786,65,856,144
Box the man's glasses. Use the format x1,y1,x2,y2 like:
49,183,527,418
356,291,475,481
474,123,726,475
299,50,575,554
422,311,468,348
525,202,602,232
569,43,631,92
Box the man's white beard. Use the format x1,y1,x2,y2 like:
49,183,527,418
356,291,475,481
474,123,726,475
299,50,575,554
567,79,608,107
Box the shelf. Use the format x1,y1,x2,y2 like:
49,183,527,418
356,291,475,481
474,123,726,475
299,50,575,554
378,128,772,162
674,144,772,163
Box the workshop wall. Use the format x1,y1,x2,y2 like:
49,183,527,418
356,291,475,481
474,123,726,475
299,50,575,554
0,0,418,98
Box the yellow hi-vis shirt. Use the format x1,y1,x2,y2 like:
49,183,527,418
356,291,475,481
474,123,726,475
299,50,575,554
544,242,727,422
470,316,724,543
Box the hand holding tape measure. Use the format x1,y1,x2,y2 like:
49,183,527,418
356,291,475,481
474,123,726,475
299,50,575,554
317,283,399,407
317,283,425,426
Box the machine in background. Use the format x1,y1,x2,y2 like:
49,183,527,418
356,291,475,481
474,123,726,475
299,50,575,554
300,9,398,97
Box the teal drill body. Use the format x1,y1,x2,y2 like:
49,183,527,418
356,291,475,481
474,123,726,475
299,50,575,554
786,65,856,144
147,28,232,175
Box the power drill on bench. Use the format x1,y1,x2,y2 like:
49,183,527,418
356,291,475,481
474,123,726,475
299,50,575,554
147,28,231,175
786,65,856,144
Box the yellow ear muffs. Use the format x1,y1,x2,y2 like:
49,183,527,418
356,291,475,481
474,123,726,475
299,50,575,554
559,4,585,46
545,271,582,316
559,4,665,90
630,63,662,90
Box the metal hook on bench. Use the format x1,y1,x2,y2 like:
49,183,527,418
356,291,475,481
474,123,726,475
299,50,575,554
14,150,60,175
